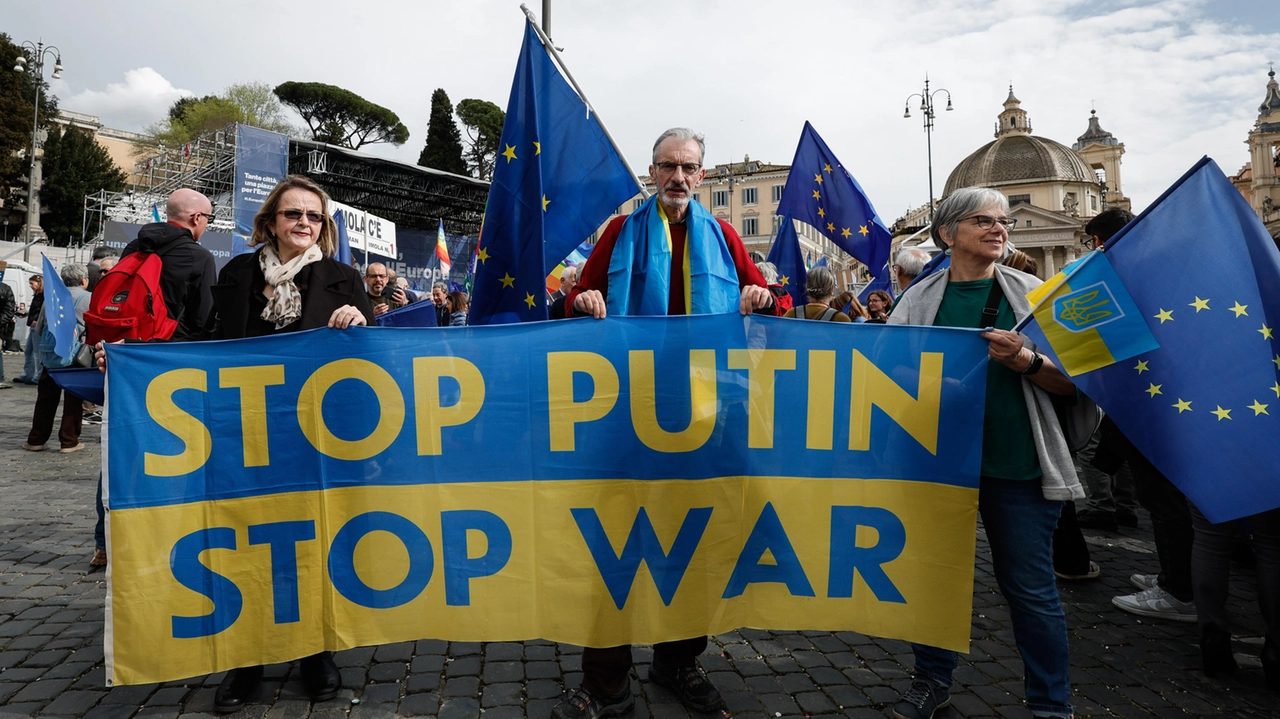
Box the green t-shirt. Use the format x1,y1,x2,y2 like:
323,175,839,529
933,278,1042,481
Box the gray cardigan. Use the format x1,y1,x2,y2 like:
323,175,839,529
889,264,1084,501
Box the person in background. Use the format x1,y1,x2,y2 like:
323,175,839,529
395,276,419,304
12,273,43,385
22,263,91,453
895,247,932,290
86,246,118,292
756,261,793,316
431,281,451,326
550,265,577,302
202,174,370,712
845,295,870,322
0,279,13,389
887,187,1081,719
866,289,893,322
784,266,850,322
364,262,395,316
1003,250,1039,276
448,291,469,326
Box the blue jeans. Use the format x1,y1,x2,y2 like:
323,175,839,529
19,329,42,381
911,477,1072,716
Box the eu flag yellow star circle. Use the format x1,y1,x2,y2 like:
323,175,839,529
1142,288,1277,423
500,273,515,288
502,144,518,163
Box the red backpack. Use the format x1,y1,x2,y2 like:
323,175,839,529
85,241,182,344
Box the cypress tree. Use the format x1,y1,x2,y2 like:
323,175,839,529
418,88,467,175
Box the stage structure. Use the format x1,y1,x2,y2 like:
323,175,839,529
84,124,490,245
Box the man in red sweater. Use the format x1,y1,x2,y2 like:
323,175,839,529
553,128,772,719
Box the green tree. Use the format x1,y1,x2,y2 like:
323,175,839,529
455,99,505,180
0,33,59,209
273,81,409,149
418,88,466,175
40,126,127,245
137,82,294,157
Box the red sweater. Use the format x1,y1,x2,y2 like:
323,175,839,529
566,214,768,316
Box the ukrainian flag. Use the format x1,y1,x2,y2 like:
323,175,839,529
1022,251,1158,376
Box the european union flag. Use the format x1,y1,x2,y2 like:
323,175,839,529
776,122,891,278
766,210,807,307
470,21,637,325
41,254,77,361
375,299,439,328
1040,157,1280,522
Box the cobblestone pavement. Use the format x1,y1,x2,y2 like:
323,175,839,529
1,372,1275,718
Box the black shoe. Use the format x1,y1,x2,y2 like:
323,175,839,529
1262,639,1280,692
891,678,951,719
1076,509,1119,531
214,665,264,712
301,651,341,702
1200,626,1237,678
648,660,724,712
1116,510,1140,528
550,687,635,719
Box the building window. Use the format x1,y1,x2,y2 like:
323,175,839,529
633,198,643,211
743,217,759,236
616,205,624,215
742,187,758,205
713,189,729,208
772,215,784,233
1090,195,1098,210
772,184,784,203
693,192,701,204
1008,194,1031,205
1024,220,1032,228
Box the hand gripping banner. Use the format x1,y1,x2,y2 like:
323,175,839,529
103,315,988,685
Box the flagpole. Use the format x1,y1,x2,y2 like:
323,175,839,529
519,4,650,199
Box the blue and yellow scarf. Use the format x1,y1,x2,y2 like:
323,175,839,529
606,195,739,316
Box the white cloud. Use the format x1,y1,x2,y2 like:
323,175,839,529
51,68,192,133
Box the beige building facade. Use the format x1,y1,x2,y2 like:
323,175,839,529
1230,68,1280,240
54,110,149,183
896,87,1130,279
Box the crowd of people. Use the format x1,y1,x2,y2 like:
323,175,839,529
5,126,1277,719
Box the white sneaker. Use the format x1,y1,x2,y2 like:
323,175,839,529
1129,573,1158,591
1112,585,1196,622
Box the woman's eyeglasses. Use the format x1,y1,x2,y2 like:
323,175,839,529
961,214,1016,230
278,209,325,224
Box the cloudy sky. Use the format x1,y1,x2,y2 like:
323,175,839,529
5,0,1279,221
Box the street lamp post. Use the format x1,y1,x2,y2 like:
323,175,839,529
12,39,63,263
903,76,952,225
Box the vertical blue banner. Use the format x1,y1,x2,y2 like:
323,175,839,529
232,125,289,257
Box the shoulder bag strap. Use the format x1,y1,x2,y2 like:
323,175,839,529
981,277,1005,329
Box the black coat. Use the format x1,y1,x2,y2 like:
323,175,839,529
208,251,375,339
123,223,218,340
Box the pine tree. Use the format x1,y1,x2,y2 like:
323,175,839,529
418,89,467,175
40,126,127,245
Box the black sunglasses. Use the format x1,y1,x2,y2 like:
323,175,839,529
278,209,326,224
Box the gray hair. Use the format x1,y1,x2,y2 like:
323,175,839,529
60,262,88,287
433,281,448,292
755,261,778,284
929,187,1010,249
805,265,837,302
895,247,931,280
652,127,706,164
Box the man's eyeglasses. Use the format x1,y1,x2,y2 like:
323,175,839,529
654,162,702,175
278,209,326,224
961,214,1016,230
366,272,387,279
193,212,215,223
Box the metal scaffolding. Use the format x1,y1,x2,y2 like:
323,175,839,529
84,125,491,245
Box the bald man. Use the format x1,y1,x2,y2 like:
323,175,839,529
120,188,218,340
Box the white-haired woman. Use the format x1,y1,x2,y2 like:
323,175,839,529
886,187,1083,719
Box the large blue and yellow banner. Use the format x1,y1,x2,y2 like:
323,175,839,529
103,315,989,685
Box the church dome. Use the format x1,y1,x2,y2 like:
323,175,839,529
944,134,1097,195
944,87,1098,195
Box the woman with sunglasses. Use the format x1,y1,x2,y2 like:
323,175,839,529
206,175,373,712
886,187,1083,719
